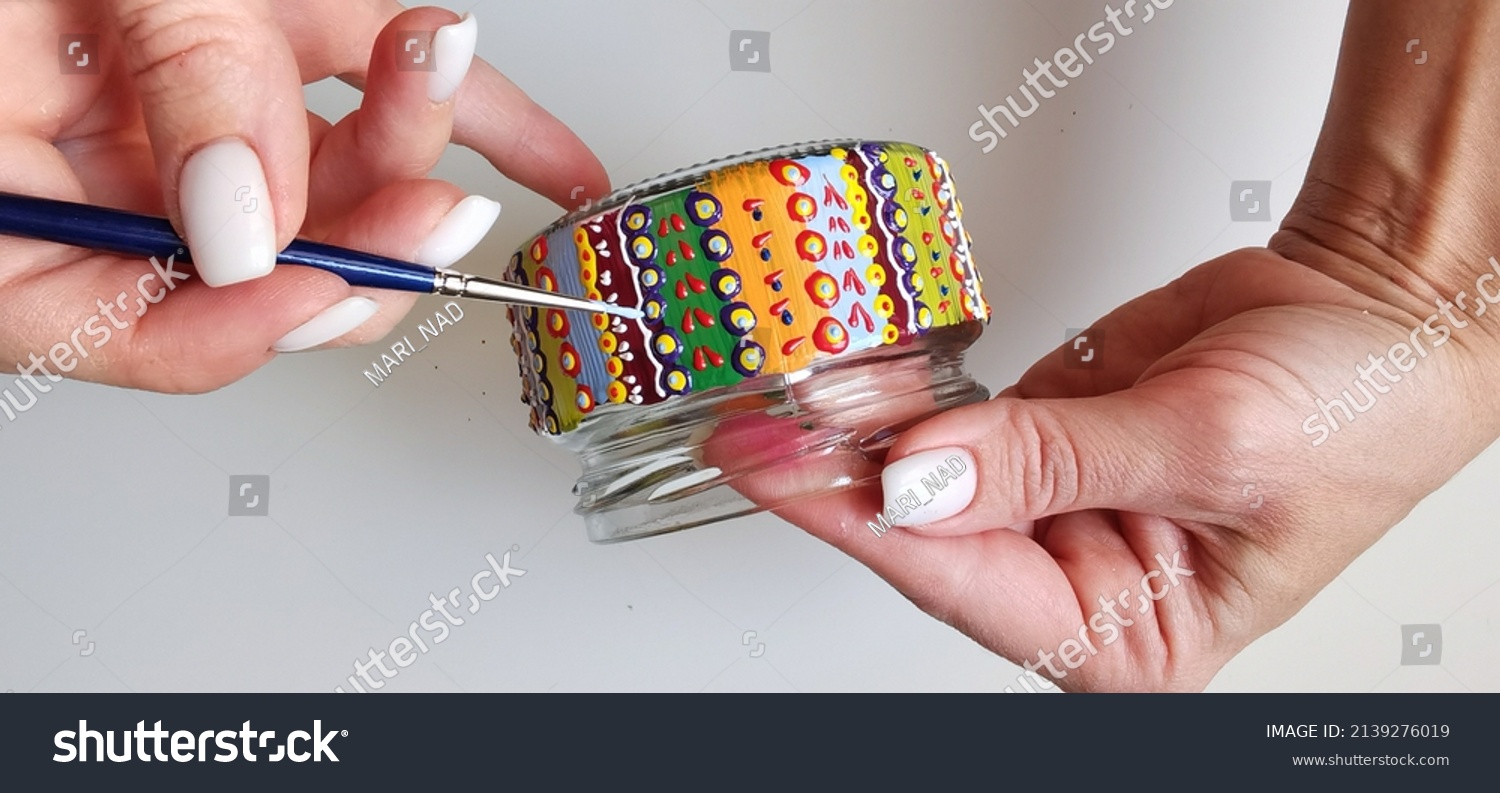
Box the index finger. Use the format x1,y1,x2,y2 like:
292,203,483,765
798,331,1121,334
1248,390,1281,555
282,2,609,209
448,60,610,210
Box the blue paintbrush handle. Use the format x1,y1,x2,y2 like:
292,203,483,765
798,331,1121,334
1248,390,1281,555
0,190,437,293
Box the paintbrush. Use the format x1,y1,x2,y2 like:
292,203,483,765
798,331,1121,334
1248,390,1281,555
0,191,641,319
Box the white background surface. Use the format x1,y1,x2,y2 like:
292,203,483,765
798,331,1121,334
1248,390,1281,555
2,0,1495,692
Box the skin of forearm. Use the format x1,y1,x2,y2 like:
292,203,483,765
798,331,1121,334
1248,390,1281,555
1272,0,1500,348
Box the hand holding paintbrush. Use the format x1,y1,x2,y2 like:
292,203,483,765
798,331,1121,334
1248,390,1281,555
0,2,612,392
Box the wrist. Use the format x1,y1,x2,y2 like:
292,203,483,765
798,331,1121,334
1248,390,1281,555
1271,0,1500,347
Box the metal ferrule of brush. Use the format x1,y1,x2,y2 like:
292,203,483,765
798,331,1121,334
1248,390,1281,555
430,268,636,317
432,268,477,298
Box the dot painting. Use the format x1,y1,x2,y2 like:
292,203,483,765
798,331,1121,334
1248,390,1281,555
506,142,991,436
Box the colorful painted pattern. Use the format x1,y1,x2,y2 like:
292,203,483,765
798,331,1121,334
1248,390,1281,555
506,142,990,435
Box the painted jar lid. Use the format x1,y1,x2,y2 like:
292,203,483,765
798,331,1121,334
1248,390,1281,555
505,140,989,437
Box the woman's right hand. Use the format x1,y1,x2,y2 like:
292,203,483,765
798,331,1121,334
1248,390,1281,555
0,0,608,392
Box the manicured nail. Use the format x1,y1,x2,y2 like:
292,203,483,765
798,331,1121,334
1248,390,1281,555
882,447,977,527
415,195,501,268
179,138,276,287
272,297,380,353
429,13,477,103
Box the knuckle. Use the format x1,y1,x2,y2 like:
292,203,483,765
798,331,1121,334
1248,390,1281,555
1001,405,1081,517
115,4,256,98
1173,385,1270,514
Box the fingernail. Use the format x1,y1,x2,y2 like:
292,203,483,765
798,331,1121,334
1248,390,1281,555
882,447,977,527
429,13,477,103
415,195,501,269
272,297,380,353
179,138,276,287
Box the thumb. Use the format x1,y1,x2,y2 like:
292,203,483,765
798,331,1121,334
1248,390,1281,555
110,0,309,286
880,390,1190,535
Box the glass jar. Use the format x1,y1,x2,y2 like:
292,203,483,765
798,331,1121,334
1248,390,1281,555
505,141,991,542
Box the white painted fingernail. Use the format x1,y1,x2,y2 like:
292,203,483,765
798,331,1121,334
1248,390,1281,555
429,13,477,103
180,138,276,287
882,447,977,527
273,297,380,353
415,195,501,268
